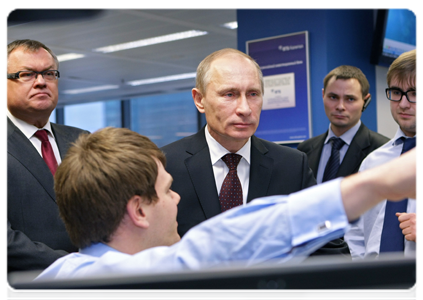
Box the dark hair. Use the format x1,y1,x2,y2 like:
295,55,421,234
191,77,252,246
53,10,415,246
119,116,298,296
7,39,59,69
54,127,166,249
323,65,370,98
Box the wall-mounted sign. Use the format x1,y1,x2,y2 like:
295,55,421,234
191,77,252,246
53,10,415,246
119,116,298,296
247,31,312,143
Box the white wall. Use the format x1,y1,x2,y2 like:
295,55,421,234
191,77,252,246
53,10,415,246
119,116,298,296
375,65,398,138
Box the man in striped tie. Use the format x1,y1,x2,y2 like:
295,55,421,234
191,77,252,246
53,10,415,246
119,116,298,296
345,49,416,259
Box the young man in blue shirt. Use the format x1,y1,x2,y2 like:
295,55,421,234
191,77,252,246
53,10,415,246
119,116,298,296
36,127,415,280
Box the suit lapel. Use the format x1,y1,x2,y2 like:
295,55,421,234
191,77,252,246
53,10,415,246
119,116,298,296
7,118,56,201
306,133,327,178
51,123,74,159
338,123,370,176
247,136,273,202
184,128,221,219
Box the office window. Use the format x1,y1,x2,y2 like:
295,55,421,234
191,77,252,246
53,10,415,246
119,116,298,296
49,108,56,123
130,91,197,147
64,100,121,133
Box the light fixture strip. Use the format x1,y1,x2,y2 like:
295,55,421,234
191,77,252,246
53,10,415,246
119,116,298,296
93,30,208,53
57,53,86,62
127,72,196,86
222,21,238,29
63,85,120,95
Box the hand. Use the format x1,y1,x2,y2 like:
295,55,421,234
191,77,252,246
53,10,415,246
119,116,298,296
396,212,416,242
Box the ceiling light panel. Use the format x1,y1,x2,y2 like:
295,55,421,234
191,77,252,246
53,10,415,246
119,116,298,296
221,21,238,29
127,72,196,86
57,53,86,62
62,85,120,95
93,30,208,53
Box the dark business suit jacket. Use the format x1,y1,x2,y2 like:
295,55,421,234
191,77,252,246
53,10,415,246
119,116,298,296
297,122,389,257
7,117,89,273
161,126,316,237
297,122,389,180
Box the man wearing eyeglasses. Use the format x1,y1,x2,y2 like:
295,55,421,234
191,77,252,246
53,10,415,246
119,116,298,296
7,39,88,272
345,49,416,259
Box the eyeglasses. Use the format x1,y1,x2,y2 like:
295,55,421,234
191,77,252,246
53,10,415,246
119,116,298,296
385,88,416,103
7,70,60,82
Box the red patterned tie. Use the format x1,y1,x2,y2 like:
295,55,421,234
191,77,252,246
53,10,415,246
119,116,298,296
219,153,243,212
34,129,58,175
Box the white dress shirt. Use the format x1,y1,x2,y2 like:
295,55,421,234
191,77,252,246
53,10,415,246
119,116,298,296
36,179,349,280
205,125,251,205
316,120,361,183
344,127,416,259
7,110,62,165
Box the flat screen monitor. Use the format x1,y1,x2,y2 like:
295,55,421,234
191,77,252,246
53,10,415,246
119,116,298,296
370,9,416,67
6,256,420,300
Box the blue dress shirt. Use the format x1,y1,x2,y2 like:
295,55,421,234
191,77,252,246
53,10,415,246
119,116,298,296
36,179,349,280
316,120,361,183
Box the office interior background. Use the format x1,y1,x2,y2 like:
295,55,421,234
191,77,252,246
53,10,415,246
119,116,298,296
7,9,416,147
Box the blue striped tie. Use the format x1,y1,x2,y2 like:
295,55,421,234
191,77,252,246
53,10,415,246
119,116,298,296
322,137,345,182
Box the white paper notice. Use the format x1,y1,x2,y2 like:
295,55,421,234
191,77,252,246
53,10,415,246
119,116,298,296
262,73,296,110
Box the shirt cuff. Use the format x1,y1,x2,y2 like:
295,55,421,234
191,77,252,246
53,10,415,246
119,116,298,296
287,178,349,247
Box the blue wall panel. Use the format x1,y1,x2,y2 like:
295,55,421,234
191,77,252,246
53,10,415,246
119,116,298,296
237,9,377,138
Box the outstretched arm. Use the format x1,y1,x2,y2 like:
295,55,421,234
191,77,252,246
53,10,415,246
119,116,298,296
341,148,416,222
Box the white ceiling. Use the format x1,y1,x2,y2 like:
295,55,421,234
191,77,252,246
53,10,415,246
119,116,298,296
7,9,237,107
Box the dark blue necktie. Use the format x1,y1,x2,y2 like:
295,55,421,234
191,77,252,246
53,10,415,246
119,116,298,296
322,137,345,182
380,137,416,253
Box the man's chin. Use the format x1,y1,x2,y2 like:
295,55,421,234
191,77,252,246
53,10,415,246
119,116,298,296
230,126,256,137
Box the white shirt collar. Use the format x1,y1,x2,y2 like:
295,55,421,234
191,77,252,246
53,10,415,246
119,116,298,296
7,109,55,139
324,120,361,146
392,127,416,146
204,125,251,165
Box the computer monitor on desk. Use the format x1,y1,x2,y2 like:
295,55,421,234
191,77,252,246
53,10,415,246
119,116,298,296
6,257,420,300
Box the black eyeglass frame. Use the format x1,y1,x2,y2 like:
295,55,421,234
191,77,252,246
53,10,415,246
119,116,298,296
7,70,60,80
385,87,416,103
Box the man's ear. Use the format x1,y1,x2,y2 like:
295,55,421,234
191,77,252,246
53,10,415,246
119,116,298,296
126,195,150,229
192,88,205,113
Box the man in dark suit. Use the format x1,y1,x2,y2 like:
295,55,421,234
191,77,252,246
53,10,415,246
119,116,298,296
297,65,388,256
7,39,88,273
162,48,316,238
297,65,389,182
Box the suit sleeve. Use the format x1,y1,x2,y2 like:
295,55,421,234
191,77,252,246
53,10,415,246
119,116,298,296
300,152,317,188
7,220,68,273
